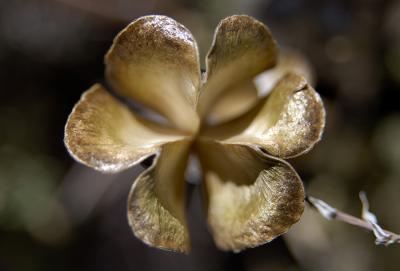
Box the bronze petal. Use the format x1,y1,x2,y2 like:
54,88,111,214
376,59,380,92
105,15,201,133
201,73,325,159
128,140,191,253
207,80,259,124
196,139,305,252
198,15,277,117
64,84,186,173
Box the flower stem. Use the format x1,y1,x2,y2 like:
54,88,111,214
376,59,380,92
306,192,400,246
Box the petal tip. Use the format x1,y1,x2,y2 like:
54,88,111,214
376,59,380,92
280,73,326,158
127,143,192,254
127,174,191,254
242,72,326,159
104,15,201,132
64,84,177,173
198,142,305,252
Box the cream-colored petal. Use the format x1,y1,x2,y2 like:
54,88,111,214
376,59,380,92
64,84,187,173
105,15,201,133
128,140,191,253
255,48,316,96
207,80,259,124
195,140,304,252
198,15,277,116
201,73,325,159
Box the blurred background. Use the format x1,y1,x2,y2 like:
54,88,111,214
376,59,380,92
0,0,399,270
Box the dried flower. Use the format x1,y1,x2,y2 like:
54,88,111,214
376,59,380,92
64,15,325,253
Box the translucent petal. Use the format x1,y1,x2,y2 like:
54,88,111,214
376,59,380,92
207,49,314,125
255,48,316,96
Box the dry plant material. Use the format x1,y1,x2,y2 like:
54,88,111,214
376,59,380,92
307,192,400,246
64,15,326,253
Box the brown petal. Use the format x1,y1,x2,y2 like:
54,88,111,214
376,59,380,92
105,15,201,133
195,140,305,252
64,84,187,173
207,80,259,124
255,49,316,97
201,73,325,159
198,15,277,116
128,140,191,253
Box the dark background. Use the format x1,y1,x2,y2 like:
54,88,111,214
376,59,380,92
0,0,399,270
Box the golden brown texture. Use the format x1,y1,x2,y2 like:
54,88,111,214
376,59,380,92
240,73,325,158
127,141,192,253
201,73,325,159
198,15,277,117
105,15,201,132
64,84,186,173
196,140,305,251
64,15,327,254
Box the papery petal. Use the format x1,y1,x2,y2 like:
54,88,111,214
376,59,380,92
105,15,201,133
201,73,325,159
64,84,187,173
255,49,316,96
195,140,304,252
198,15,277,116
207,50,313,125
207,80,259,124
128,140,191,253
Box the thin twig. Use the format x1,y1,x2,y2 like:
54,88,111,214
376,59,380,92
307,192,400,246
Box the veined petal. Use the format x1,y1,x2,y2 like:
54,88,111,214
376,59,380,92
255,49,316,96
201,73,325,159
128,140,191,253
198,15,277,117
64,84,187,173
105,15,201,133
195,140,304,252
207,80,259,124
